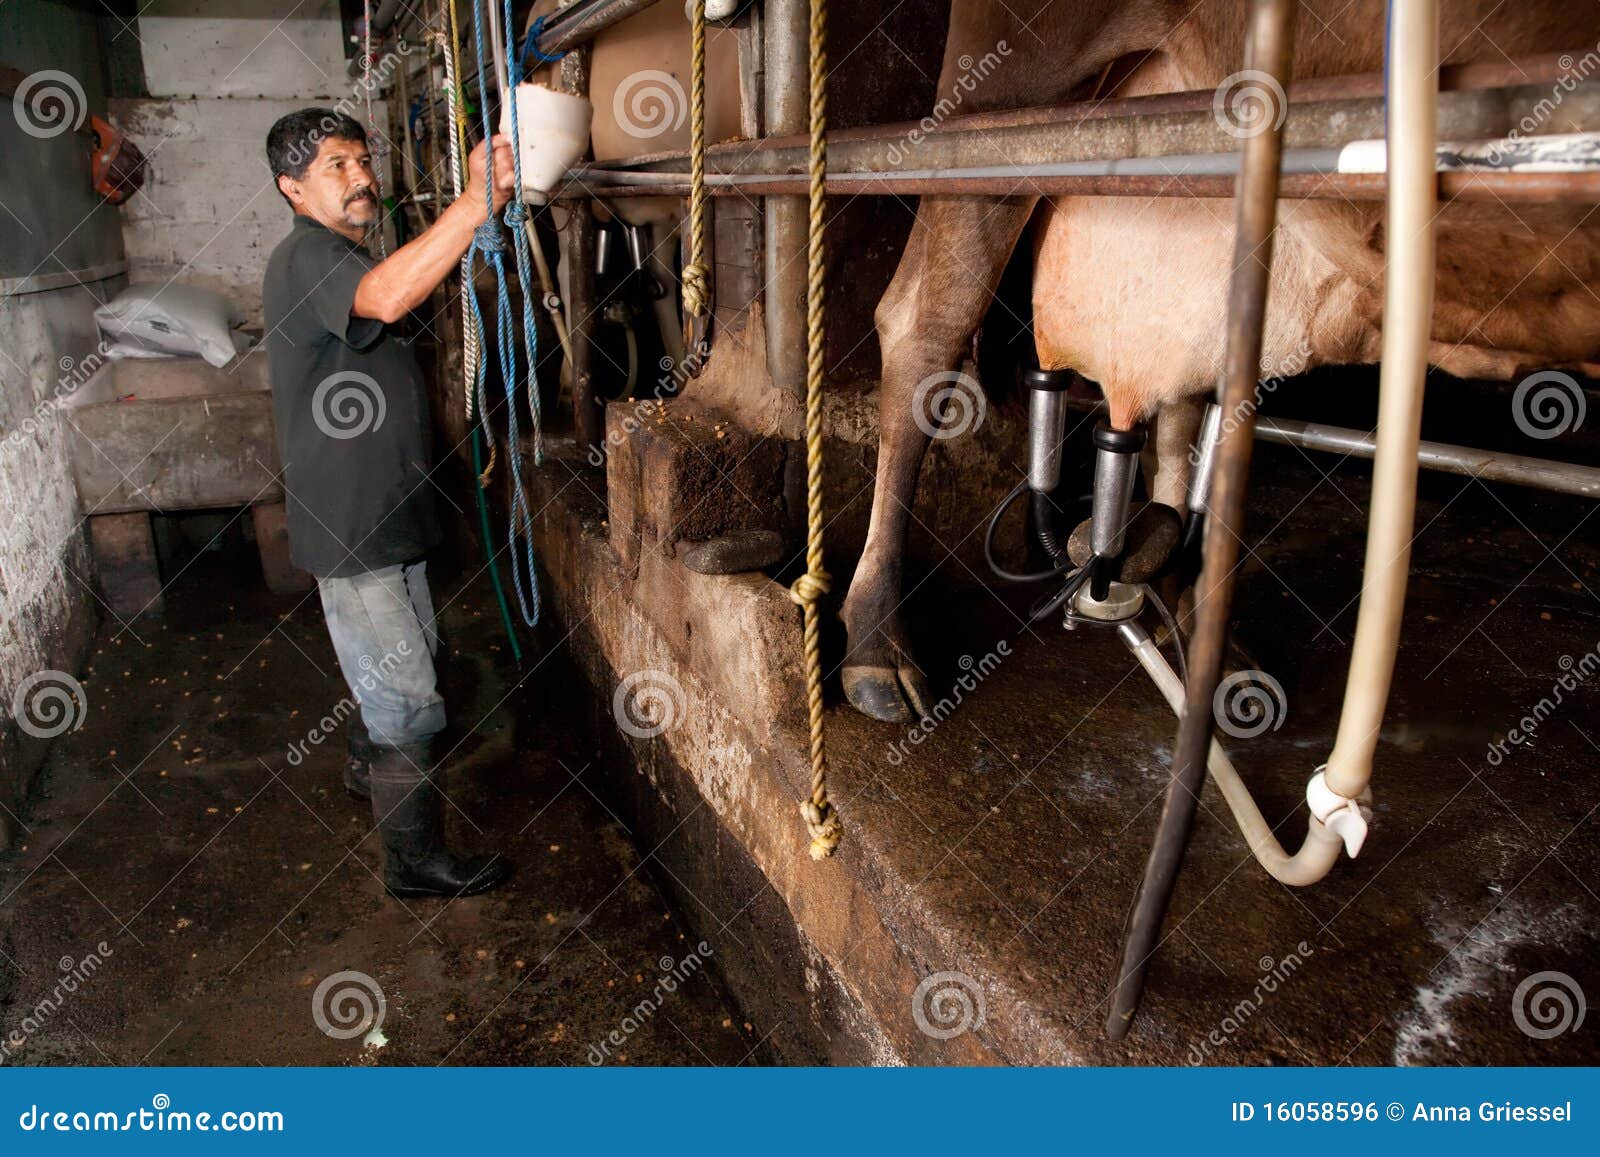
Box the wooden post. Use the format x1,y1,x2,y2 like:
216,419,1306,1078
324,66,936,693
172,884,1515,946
88,512,164,621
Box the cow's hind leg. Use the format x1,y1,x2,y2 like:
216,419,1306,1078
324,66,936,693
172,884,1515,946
841,195,1037,722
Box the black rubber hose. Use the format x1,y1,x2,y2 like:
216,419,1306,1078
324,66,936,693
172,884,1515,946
984,481,1076,584
1032,489,1072,568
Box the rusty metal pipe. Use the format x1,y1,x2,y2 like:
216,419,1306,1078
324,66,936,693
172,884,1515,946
557,0,604,451
560,168,1600,202
1105,0,1297,1043
763,0,809,403
534,0,666,56
591,51,1587,168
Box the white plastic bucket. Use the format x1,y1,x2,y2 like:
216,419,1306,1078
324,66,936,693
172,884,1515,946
499,83,593,198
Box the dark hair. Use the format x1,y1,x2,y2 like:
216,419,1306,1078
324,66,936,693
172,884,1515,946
266,108,368,204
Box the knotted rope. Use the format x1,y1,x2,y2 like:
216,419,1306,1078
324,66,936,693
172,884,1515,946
791,0,839,859
680,2,711,325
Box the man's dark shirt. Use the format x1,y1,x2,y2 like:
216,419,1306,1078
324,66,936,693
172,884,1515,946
262,214,440,578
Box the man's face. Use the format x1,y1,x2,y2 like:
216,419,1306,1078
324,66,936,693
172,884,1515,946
278,136,379,238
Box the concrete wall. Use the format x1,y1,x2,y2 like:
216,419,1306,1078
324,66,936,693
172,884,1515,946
0,0,122,844
114,0,389,327
137,0,351,101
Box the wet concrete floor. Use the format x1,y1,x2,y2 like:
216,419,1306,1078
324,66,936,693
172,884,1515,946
0,536,761,1067
824,436,1599,1065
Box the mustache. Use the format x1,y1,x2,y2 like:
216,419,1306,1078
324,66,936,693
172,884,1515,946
343,189,377,207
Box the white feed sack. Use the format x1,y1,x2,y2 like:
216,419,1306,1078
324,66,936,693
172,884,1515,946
95,283,254,368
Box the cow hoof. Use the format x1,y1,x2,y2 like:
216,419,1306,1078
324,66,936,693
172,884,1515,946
842,662,932,724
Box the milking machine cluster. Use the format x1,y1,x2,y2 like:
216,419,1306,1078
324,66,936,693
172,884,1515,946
592,219,672,401
984,366,1197,671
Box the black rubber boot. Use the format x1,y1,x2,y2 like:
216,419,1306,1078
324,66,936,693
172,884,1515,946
368,743,511,899
344,715,380,801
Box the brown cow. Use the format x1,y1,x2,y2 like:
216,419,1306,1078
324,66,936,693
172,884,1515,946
840,0,1600,722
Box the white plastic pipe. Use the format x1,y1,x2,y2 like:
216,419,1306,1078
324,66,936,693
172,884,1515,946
1324,0,1438,803
1120,623,1343,886
1119,1,1438,885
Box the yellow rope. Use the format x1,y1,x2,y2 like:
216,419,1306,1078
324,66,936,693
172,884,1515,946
680,0,834,857
680,1,711,322
790,0,839,859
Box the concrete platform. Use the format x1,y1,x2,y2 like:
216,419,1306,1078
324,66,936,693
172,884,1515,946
528,407,1600,1066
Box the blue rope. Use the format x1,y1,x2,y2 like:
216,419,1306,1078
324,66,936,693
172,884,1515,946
463,0,543,629
522,14,567,67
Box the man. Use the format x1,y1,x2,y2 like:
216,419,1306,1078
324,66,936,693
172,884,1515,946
262,108,515,899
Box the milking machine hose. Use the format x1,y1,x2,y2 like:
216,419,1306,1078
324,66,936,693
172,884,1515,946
982,481,1192,685
983,480,1078,584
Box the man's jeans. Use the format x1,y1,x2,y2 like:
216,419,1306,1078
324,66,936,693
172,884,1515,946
317,561,445,749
